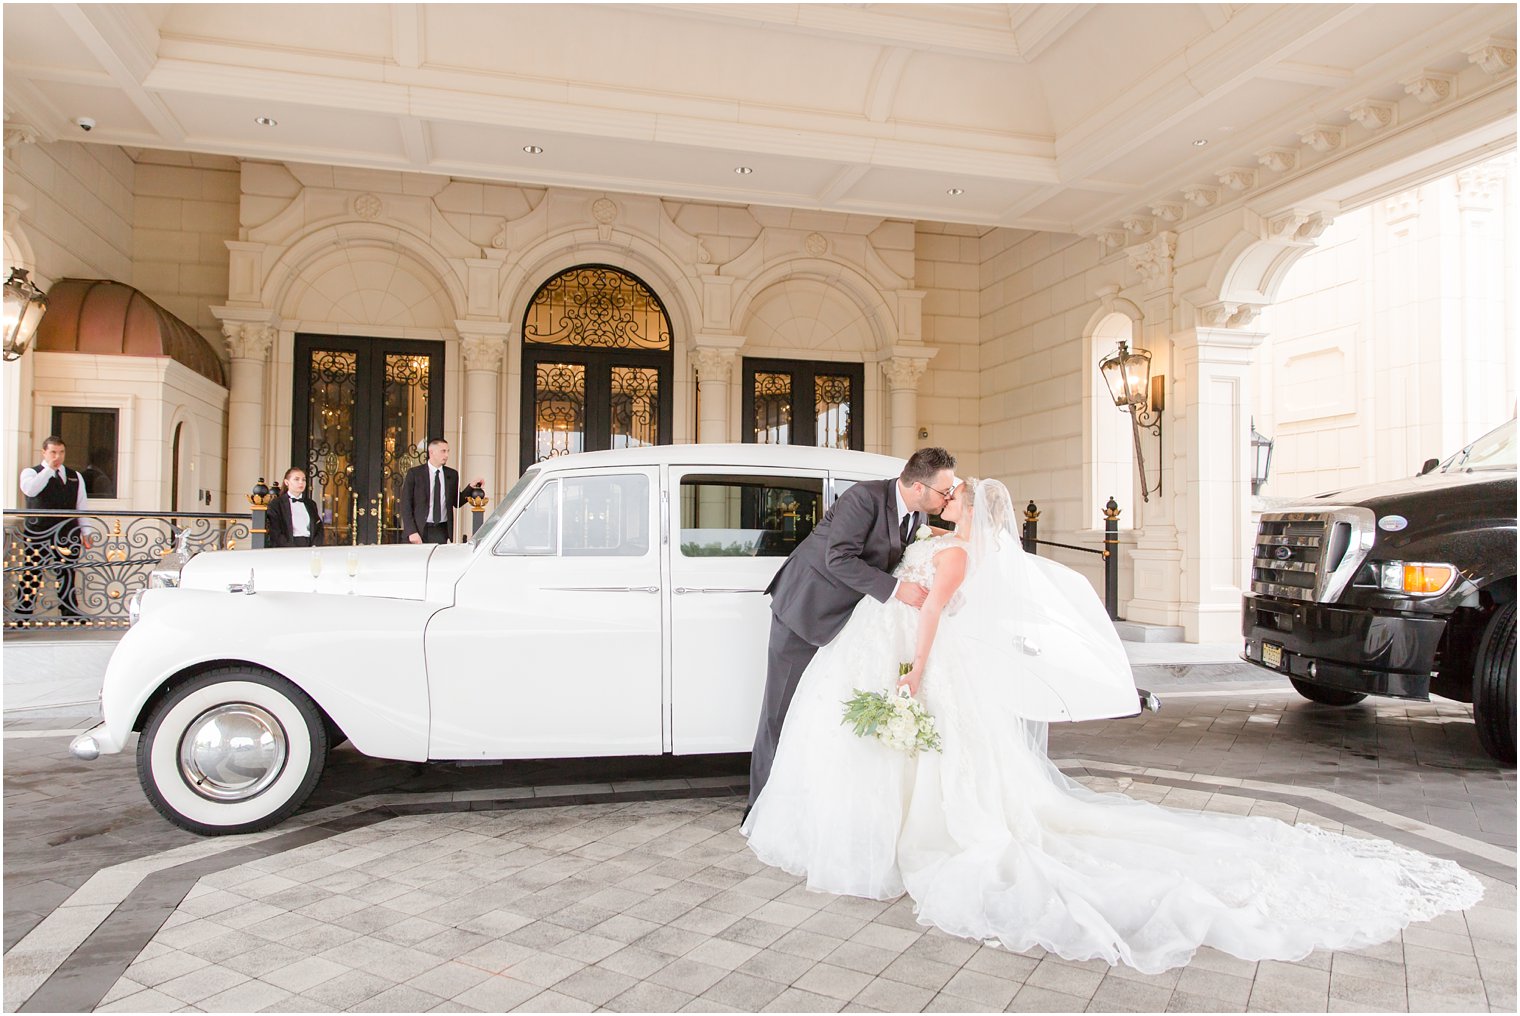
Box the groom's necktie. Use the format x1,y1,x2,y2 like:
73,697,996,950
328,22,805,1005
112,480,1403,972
900,511,916,545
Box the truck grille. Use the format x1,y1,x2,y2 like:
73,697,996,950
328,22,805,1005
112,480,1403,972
1250,507,1376,604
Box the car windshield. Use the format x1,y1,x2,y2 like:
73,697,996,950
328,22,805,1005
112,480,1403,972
1441,419,1517,473
467,467,541,547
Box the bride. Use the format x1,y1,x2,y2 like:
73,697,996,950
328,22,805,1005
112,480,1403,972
743,477,1482,975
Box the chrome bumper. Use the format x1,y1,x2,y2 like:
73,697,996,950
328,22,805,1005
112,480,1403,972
69,721,121,760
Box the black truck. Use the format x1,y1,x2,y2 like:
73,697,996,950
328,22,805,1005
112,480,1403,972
1241,420,1516,763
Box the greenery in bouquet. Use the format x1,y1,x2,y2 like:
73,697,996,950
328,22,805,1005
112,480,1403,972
840,663,944,756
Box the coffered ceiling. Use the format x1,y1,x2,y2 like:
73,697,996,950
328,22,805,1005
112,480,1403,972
4,4,1515,232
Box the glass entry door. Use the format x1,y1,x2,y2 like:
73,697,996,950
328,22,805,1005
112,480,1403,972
294,334,444,544
743,358,865,449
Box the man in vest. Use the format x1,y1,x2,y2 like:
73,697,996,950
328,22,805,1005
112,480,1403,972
17,436,90,620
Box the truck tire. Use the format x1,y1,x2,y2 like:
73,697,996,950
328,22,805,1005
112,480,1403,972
1473,601,1516,765
1288,677,1367,707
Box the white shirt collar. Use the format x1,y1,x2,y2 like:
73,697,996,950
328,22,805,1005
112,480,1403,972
894,481,912,521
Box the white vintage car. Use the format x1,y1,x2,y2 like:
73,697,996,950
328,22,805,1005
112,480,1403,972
70,444,907,835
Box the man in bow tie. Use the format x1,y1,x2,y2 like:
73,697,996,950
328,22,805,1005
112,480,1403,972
747,446,956,813
17,436,91,620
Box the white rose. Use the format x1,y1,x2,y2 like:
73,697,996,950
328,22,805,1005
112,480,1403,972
915,525,933,542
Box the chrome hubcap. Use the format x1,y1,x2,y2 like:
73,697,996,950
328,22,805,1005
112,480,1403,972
178,703,287,801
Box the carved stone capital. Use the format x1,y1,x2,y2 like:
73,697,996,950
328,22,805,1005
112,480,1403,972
1216,167,1256,192
690,346,737,383
1465,39,1517,76
4,122,39,152
1403,71,1454,105
1256,148,1298,174
1182,185,1218,208
1149,201,1184,224
1456,163,1506,206
1297,124,1344,154
1263,209,1331,243
224,323,273,361
1345,99,1396,131
460,334,506,373
880,356,929,391
1193,300,1262,330
1125,231,1177,290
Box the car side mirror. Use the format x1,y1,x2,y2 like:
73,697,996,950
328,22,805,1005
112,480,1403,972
1418,457,1439,476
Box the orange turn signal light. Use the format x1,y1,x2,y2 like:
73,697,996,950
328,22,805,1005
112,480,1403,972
1402,564,1454,594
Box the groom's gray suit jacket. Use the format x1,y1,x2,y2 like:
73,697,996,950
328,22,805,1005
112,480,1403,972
766,477,905,647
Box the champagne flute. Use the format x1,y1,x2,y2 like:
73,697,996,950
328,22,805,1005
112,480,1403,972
309,550,322,592
346,549,359,594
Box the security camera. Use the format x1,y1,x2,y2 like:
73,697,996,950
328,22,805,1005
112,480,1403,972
75,117,95,132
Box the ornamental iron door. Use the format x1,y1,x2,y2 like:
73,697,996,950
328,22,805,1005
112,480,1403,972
742,358,864,450
294,335,444,544
520,266,673,471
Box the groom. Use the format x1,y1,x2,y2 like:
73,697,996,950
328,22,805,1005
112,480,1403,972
747,447,957,811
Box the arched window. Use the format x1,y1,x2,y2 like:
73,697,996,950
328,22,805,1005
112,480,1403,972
521,265,674,468
1092,313,1136,527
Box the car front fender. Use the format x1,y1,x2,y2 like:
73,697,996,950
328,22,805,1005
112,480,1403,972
100,588,437,762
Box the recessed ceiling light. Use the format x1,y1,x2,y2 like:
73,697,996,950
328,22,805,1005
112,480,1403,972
1192,138,1209,147
734,166,754,175
523,144,544,155
254,116,278,127
946,187,965,196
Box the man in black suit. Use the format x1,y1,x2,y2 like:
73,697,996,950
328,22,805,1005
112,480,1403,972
17,435,91,619
398,439,484,544
747,446,956,810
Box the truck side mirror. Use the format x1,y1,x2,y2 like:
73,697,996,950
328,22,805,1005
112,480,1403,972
1418,457,1439,476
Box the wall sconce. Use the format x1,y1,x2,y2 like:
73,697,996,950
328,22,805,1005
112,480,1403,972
1099,340,1164,502
2,268,48,361
1250,417,1275,495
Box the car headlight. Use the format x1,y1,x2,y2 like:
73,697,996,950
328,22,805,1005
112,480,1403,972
127,589,146,627
149,568,180,589
1377,561,1457,595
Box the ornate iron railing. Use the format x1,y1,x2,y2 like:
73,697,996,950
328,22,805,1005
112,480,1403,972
3,510,250,630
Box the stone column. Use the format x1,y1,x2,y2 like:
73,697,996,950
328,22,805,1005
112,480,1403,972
1454,161,1509,443
881,355,931,459
223,322,273,509
690,344,739,444
458,325,509,495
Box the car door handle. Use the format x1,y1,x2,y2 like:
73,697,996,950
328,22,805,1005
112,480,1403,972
545,585,660,593
674,587,765,594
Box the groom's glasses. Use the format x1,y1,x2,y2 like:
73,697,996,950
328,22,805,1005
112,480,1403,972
921,482,954,500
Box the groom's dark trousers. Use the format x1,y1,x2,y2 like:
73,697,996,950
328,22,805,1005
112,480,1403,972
749,477,906,809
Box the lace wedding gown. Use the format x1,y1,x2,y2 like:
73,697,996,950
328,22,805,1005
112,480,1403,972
743,529,1483,974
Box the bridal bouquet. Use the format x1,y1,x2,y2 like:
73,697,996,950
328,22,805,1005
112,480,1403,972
840,665,943,756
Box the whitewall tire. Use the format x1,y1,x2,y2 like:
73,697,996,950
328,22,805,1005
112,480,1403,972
136,667,328,835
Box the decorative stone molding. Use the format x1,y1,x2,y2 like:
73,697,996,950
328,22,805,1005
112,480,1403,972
1120,214,1152,235
690,346,738,383
1091,228,1128,256
1384,189,1421,224
1465,38,1517,76
1297,124,1344,154
3,123,39,151
695,238,712,264
1456,163,1505,206
1193,300,1262,329
1345,99,1396,131
460,334,506,373
1149,201,1184,224
223,322,273,361
1256,148,1297,174
352,193,382,220
591,198,619,225
1263,209,1332,243
1402,71,1454,105
880,356,929,391
803,232,829,257
490,222,507,249
1182,185,1218,208
1125,231,1177,290
1216,167,1256,192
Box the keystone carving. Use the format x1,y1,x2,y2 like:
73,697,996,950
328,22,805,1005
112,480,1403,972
1182,185,1218,208
1465,39,1517,76
223,323,273,361
1195,301,1262,329
1149,201,1184,224
1345,99,1396,131
1125,232,1176,289
804,232,829,257
1216,167,1256,192
352,193,382,220
880,357,929,391
460,334,506,373
1256,148,1297,174
591,198,618,225
1403,71,1454,105
1298,125,1344,154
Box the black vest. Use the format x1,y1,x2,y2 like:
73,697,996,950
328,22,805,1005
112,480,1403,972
26,466,80,510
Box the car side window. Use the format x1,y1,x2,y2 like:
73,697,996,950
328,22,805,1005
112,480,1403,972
495,480,559,556
496,474,650,558
679,474,825,557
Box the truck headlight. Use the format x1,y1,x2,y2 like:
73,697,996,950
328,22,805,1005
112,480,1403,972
127,589,145,626
1377,561,1456,595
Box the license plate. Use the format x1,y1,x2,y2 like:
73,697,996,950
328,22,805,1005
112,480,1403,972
1261,642,1283,670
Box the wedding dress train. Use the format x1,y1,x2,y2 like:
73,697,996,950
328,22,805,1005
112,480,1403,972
743,484,1482,975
